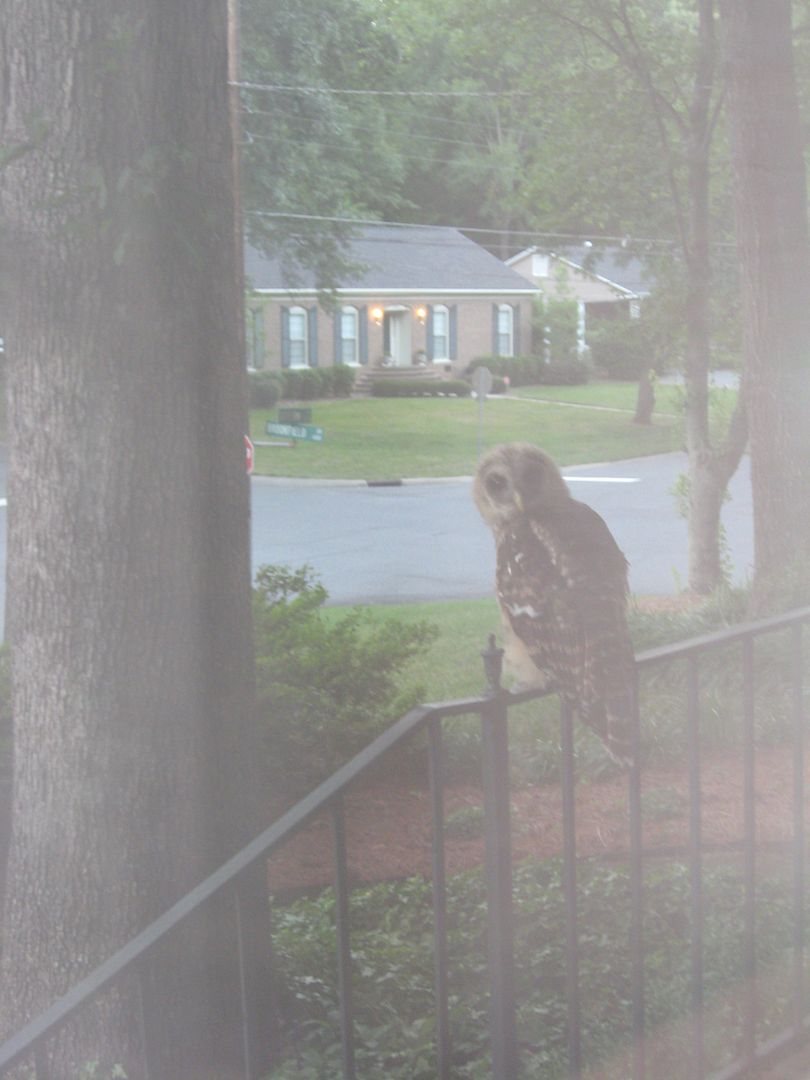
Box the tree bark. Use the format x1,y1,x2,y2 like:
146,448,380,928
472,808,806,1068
719,0,810,609
683,0,748,594
0,2,267,1076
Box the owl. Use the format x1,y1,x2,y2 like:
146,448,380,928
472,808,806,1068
473,443,635,766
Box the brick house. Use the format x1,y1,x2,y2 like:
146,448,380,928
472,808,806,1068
244,224,539,379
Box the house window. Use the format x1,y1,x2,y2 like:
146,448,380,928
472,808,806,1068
288,306,309,367
532,253,550,277
497,304,514,357
432,305,449,360
340,306,359,365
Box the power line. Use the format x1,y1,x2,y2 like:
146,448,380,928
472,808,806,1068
243,91,515,133
244,94,498,134
243,107,492,151
247,210,738,252
246,210,686,248
232,80,530,98
242,130,497,167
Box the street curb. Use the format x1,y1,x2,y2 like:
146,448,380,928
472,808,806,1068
251,474,473,488
249,450,704,488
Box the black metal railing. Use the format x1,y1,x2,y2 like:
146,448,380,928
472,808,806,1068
1,605,809,1079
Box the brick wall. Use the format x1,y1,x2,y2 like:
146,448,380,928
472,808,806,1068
253,294,536,375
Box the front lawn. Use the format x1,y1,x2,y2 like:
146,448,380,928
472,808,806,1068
513,379,681,414
250,395,682,480
513,379,739,419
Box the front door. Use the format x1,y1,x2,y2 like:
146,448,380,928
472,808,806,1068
384,310,412,366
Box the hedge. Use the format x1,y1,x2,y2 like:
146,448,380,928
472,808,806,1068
271,365,356,402
466,355,591,387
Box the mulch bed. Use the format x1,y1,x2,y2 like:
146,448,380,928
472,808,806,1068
266,743,804,896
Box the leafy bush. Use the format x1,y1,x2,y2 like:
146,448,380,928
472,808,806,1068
534,296,581,366
266,857,797,1079
466,355,590,387
254,565,438,795
370,379,471,397
467,355,546,386
330,364,356,397
541,358,592,385
276,366,355,401
298,368,326,400
588,317,652,380
249,371,282,409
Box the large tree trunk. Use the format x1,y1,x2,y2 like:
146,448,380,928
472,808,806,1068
0,2,267,1076
719,0,810,609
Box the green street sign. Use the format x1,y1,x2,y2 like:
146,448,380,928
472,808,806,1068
266,421,325,443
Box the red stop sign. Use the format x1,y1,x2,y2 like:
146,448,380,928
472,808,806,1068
244,434,254,475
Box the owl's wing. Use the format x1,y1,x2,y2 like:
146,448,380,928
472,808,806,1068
495,516,574,688
533,497,629,599
498,500,635,764
535,499,635,763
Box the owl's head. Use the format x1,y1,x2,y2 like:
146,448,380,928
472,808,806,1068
473,443,570,529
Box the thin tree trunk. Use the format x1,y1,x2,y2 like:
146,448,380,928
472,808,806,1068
0,2,268,1075
684,0,747,593
719,0,810,609
544,0,747,594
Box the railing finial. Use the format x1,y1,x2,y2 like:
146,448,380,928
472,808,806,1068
481,633,504,696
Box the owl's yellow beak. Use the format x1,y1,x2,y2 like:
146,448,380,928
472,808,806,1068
514,492,524,512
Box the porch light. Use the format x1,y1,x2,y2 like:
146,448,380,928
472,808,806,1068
415,305,427,325
371,306,384,326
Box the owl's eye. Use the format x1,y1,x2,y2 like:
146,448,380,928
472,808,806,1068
485,472,507,496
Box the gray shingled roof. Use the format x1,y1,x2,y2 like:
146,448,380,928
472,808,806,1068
245,224,538,293
555,245,653,297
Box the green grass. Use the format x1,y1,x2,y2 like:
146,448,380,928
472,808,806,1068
250,395,682,480
513,379,739,420
513,379,681,414
325,597,502,701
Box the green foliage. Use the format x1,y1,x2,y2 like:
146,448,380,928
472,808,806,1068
468,355,544,386
241,0,405,286
282,368,323,401
329,364,356,397
534,297,582,367
370,379,471,398
588,317,653,380
253,566,438,794
541,359,593,386
467,355,591,387
249,370,282,410
76,1064,128,1080
278,366,355,401
266,857,798,1078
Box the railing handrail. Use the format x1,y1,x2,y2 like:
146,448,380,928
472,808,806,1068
2,603,810,1073
635,603,810,667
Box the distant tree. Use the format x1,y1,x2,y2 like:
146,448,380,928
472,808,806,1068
240,0,405,284
0,1,268,1075
719,0,810,607
535,0,748,594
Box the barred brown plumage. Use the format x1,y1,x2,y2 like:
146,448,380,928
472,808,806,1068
473,443,635,766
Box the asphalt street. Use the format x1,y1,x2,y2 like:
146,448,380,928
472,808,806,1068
0,451,754,633
252,451,754,604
